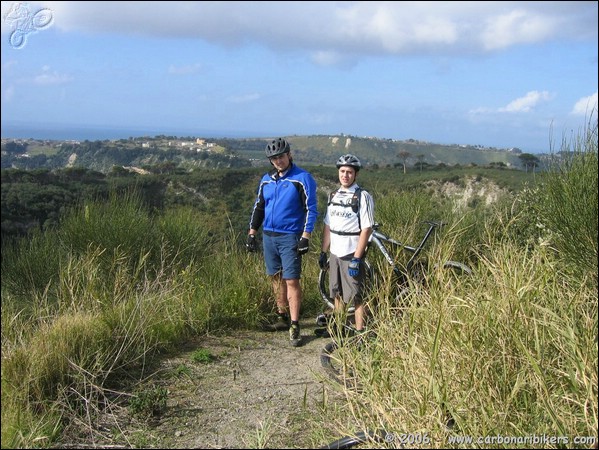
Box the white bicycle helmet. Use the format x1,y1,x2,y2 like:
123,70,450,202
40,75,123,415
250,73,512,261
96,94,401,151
265,138,290,158
336,154,362,171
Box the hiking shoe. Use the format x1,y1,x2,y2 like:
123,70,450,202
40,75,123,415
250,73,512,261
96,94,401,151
273,314,290,331
263,313,290,332
289,323,303,347
315,324,353,339
316,313,329,327
314,327,331,338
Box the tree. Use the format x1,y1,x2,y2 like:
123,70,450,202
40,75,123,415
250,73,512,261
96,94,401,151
416,154,425,172
398,151,411,174
398,150,412,173
2,141,28,154
518,153,540,173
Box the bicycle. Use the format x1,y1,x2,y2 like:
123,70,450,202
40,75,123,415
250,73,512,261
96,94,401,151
319,429,390,449
318,220,472,311
318,220,472,382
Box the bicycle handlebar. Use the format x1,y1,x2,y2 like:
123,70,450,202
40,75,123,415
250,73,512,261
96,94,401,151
424,220,445,228
369,219,447,259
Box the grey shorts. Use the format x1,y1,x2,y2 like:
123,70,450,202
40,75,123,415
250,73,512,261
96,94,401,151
329,253,365,305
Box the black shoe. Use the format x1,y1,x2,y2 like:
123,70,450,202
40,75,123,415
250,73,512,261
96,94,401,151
315,325,351,339
263,313,290,332
314,327,331,338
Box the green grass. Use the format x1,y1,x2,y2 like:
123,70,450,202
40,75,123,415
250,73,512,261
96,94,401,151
128,384,168,418
191,348,216,364
25,142,60,156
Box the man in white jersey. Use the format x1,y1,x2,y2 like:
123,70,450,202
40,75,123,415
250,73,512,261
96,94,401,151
319,154,374,333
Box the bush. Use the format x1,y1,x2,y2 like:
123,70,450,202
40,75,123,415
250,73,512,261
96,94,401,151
532,120,598,281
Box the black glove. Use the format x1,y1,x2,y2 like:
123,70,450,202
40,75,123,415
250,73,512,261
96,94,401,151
318,251,328,269
297,237,310,255
246,234,258,252
348,257,361,277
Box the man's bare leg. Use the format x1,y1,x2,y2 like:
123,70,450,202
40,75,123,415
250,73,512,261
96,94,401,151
285,278,302,322
271,273,288,315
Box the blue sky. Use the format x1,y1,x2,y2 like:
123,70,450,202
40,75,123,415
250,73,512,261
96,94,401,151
1,1,597,153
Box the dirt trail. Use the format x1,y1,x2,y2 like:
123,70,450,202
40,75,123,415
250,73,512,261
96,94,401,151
58,319,341,449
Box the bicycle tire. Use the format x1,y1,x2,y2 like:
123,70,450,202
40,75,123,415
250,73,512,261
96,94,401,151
396,260,472,301
433,261,473,288
319,429,388,449
320,340,342,382
318,259,373,311
320,337,361,387
320,329,371,386
437,260,472,276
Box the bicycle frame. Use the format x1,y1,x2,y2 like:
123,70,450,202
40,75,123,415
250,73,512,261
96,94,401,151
366,221,442,280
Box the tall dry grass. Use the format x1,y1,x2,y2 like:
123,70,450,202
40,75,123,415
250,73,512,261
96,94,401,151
310,122,597,448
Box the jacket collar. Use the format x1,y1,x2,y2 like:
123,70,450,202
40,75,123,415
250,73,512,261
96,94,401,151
270,162,293,180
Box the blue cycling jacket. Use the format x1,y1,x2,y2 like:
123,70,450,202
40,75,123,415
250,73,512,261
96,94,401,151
249,163,318,235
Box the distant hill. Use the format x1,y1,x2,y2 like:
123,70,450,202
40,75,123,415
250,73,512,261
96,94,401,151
206,134,526,169
2,134,528,173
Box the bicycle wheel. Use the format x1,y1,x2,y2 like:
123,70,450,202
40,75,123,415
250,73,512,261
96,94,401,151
394,260,472,303
319,429,389,449
320,340,342,382
318,259,373,311
320,327,375,385
392,260,425,304
320,433,367,449
434,260,472,277
320,339,360,387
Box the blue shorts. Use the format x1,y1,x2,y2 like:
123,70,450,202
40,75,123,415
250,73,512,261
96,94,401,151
263,232,303,279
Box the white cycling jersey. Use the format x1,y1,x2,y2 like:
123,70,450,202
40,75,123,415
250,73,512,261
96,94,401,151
324,183,374,257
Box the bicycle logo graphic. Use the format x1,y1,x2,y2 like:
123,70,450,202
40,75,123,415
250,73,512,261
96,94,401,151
4,2,53,49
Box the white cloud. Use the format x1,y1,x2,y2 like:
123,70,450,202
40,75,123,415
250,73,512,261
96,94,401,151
468,106,493,116
32,66,73,85
499,91,553,113
481,9,555,51
571,92,598,116
8,1,595,58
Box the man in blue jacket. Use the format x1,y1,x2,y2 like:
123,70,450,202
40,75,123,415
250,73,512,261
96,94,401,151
246,138,318,347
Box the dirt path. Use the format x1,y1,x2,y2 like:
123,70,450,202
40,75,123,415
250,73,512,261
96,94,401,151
58,319,342,449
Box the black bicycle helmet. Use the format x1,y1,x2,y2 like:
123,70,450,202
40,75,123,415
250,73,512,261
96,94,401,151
336,154,362,171
265,138,290,158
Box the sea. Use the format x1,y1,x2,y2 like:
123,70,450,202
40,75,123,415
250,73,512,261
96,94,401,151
0,123,268,141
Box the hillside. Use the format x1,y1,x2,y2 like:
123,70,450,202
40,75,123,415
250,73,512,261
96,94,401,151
208,134,526,169
1,163,530,244
2,134,529,173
